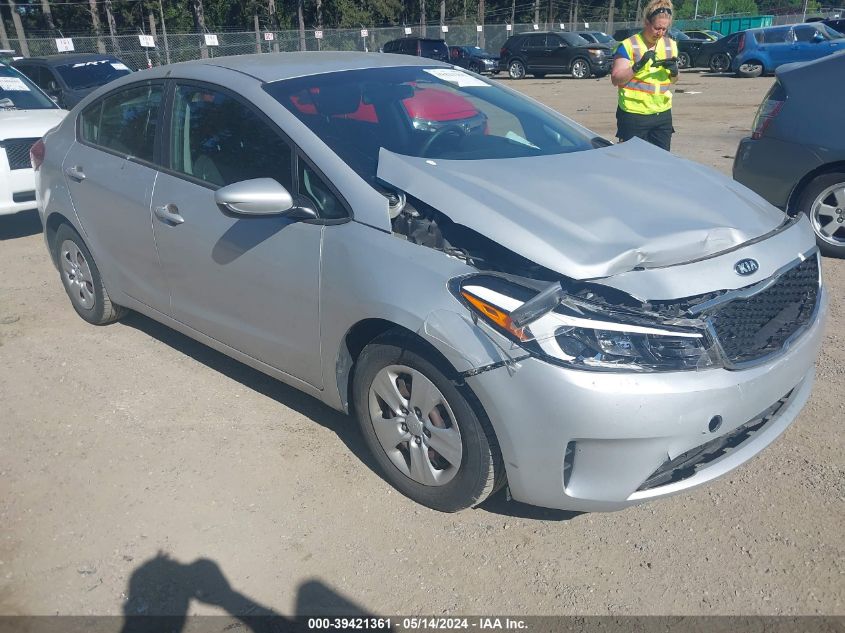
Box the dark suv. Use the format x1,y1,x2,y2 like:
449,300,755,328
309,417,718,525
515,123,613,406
12,53,132,109
499,31,612,79
381,37,450,62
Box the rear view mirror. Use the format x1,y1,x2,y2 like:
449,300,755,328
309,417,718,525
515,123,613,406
215,178,315,219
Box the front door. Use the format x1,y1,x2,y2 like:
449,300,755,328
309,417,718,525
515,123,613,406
150,82,324,387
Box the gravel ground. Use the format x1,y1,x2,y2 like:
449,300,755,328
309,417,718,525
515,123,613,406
0,70,842,619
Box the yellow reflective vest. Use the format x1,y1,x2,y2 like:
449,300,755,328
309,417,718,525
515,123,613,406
617,33,678,115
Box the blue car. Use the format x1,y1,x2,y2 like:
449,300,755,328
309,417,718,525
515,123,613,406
733,23,845,77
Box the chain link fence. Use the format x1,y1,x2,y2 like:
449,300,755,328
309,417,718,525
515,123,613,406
4,22,647,70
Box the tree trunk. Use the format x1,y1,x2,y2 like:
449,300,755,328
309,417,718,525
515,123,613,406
0,10,11,50
158,0,171,63
268,0,280,51
297,0,305,51
420,0,426,37
439,0,445,34
534,0,539,25
88,0,106,53
190,0,208,59
103,0,119,53
7,0,29,56
608,0,615,35
510,0,515,28
40,0,57,33
477,0,485,48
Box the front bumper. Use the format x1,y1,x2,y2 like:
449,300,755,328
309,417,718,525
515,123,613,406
0,164,37,216
588,57,612,74
466,287,827,511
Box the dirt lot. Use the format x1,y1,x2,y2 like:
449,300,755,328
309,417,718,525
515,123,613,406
0,71,843,620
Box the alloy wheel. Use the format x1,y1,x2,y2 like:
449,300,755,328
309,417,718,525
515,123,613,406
710,52,730,72
367,365,463,486
810,182,845,248
60,239,96,310
508,60,526,79
571,59,589,79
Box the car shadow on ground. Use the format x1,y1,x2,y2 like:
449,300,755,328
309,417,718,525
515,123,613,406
121,311,587,521
0,209,42,240
120,552,381,632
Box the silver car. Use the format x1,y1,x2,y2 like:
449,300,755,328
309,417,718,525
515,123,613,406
34,53,826,513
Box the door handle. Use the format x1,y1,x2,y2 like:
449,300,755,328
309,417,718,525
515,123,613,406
154,203,185,225
64,166,86,181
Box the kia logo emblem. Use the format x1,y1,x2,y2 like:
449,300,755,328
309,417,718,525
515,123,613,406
734,258,760,276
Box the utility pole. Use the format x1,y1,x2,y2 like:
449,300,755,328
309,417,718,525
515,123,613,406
88,0,105,52
478,0,485,47
0,11,11,50
420,0,426,37
158,0,170,64
608,0,615,33
40,0,57,34
103,0,120,52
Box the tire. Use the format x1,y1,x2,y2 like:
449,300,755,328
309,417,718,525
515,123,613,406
570,57,591,79
508,59,526,79
678,51,691,69
796,171,845,258
709,52,730,73
54,224,126,325
469,62,481,74
736,60,763,78
352,331,505,512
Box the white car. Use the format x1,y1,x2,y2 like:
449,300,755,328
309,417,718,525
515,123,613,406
1,64,66,216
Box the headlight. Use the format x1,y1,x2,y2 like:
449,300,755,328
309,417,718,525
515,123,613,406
453,275,720,372
588,49,603,56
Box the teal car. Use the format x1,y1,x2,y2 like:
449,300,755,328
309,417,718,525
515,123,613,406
733,23,845,77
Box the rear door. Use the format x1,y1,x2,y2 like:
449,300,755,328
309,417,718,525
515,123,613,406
64,81,168,312
150,81,325,387
523,34,549,69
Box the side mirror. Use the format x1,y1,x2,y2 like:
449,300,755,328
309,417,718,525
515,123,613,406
215,178,316,219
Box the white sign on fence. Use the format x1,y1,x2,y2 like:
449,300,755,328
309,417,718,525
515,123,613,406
55,38,74,52
533,24,539,30
476,25,483,32
506,24,512,31
315,30,323,39
204,33,219,46
404,27,412,34
441,25,449,32
361,29,369,37
264,32,275,41
560,23,566,29
138,35,155,48
584,22,590,28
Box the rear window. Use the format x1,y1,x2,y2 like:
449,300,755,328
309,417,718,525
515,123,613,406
0,65,57,110
56,58,131,90
419,40,448,58
755,28,791,44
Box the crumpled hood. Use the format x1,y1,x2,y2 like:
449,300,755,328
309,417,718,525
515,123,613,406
0,109,67,141
376,138,784,279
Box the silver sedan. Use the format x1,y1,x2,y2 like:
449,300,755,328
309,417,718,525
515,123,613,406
34,52,826,512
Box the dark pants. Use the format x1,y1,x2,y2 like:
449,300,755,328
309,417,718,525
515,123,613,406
616,107,674,151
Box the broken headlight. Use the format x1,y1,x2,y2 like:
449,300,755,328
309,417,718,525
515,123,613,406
453,275,720,372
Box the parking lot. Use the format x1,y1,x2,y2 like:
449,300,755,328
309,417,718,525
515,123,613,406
0,70,842,618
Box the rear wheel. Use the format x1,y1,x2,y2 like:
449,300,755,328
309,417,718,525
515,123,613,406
798,172,845,258
54,224,126,325
508,59,526,79
709,52,730,72
678,51,691,69
352,332,505,512
737,60,763,78
571,58,591,79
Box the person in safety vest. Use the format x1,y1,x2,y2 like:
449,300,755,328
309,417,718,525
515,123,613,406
610,0,679,151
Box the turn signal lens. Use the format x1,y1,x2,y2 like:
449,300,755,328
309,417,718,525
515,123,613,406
460,290,529,341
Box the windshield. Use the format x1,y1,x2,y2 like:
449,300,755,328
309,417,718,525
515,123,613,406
593,32,615,43
0,65,57,110
265,66,596,184
56,58,131,90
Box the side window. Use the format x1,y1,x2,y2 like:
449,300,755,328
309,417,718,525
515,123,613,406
527,35,546,48
79,83,162,162
547,35,564,47
298,160,344,220
169,84,293,190
793,26,821,42
15,65,40,86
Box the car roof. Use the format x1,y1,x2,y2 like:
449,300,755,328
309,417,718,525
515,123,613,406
13,53,122,66
132,52,452,84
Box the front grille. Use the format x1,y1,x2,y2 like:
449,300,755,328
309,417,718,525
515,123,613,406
637,390,792,491
708,256,819,365
2,138,38,170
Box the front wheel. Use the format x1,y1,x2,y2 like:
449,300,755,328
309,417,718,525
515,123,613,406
571,58,591,79
736,60,763,78
352,332,505,512
678,51,691,69
709,52,730,72
798,171,845,258
508,59,526,79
